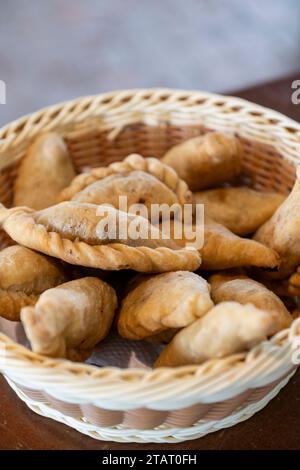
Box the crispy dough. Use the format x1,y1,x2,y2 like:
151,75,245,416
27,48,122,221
288,269,300,296
209,272,292,334
250,270,300,298
194,187,285,235
161,132,242,191
59,153,192,205
21,277,117,360
0,202,201,272
0,245,67,320
14,132,75,210
118,272,214,340
158,218,279,270
254,167,300,278
154,301,275,367
71,170,179,213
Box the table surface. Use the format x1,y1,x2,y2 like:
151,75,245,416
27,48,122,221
1,74,300,450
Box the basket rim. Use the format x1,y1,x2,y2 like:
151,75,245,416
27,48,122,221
1,87,300,149
0,88,300,396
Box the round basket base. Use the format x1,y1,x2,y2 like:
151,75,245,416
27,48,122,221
7,373,293,444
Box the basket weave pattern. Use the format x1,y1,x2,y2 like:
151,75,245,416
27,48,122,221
0,89,300,443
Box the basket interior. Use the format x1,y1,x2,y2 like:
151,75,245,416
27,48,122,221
0,118,297,369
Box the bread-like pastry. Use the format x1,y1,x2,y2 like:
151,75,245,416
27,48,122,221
14,132,76,210
154,301,276,367
194,187,285,235
209,272,292,334
158,218,279,270
288,269,300,296
118,272,214,340
59,153,192,206
202,218,279,269
0,245,67,321
0,202,200,272
21,277,117,360
254,167,300,278
161,132,242,191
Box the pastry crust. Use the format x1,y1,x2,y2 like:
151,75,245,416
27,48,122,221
288,269,300,296
254,167,300,278
14,132,76,210
0,245,67,320
158,218,280,270
194,187,285,235
209,272,292,334
59,153,192,206
162,132,242,191
118,272,214,340
21,277,117,360
154,301,276,368
0,203,201,272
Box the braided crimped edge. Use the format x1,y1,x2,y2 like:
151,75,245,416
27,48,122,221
0,206,201,273
59,153,193,205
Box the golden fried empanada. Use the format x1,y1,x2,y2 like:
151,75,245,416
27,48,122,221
0,245,67,320
14,132,76,210
158,218,279,270
70,171,182,215
161,132,242,191
288,269,300,296
194,187,285,235
254,168,300,277
59,153,192,206
209,272,292,333
21,277,117,360
118,272,213,340
0,202,200,272
154,301,275,367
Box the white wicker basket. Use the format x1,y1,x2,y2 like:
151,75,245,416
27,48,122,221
0,88,300,443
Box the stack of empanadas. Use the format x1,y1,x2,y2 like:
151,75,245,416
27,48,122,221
0,130,297,369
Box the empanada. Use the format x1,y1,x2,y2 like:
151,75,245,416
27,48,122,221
209,272,292,333
14,132,76,210
118,272,213,340
21,277,117,360
202,218,279,270
250,270,300,298
0,202,200,272
59,153,192,206
0,245,67,320
158,218,279,270
254,167,300,277
154,301,275,367
161,132,242,191
70,171,183,215
194,187,285,235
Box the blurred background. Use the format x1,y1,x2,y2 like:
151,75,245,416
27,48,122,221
0,0,299,126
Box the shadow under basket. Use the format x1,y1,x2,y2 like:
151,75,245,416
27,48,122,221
0,88,300,443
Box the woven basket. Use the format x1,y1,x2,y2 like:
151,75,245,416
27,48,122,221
0,88,300,444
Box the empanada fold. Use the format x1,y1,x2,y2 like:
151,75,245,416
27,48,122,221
0,205,201,272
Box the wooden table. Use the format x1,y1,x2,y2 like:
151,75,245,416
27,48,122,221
1,74,300,450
